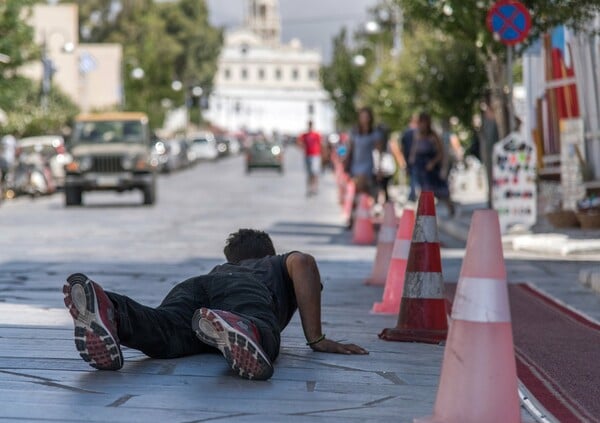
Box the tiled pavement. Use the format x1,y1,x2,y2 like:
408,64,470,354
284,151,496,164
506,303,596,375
0,150,537,422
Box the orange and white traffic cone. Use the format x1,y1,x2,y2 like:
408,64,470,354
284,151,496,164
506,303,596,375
365,202,398,285
352,194,375,245
379,192,447,343
371,208,415,314
415,209,520,423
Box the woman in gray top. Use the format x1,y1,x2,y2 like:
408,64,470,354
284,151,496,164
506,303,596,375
344,107,383,226
347,108,383,190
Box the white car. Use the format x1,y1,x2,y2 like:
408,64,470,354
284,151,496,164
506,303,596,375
17,135,72,187
189,132,218,161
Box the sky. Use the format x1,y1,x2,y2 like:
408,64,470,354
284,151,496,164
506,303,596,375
205,0,378,62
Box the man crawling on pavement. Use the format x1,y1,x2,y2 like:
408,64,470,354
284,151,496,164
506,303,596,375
63,229,368,380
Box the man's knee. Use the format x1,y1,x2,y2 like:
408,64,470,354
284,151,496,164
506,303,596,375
253,320,280,362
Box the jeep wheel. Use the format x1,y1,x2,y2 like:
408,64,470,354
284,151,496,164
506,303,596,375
142,182,156,205
65,186,82,206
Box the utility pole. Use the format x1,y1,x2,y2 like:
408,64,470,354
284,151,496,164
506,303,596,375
391,3,403,57
41,34,51,111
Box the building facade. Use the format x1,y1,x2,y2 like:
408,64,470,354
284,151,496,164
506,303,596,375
204,0,335,135
20,4,122,112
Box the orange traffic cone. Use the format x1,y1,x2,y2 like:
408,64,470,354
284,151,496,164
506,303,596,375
415,210,520,423
371,208,415,314
342,178,356,221
379,192,447,343
352,194,375,245
365,202,398,285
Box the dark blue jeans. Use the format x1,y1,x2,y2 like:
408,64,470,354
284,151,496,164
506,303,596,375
106,273,281,361
407,166,418,201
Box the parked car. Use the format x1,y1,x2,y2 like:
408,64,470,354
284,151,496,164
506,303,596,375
17,135,71,188
189,132,219,161
163,138,190,172
64,112,157,206
246,138,283,173
216,135,241,156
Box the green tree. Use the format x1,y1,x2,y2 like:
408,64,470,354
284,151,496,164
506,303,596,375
0,0,38,75
108,2,182,126
320,28,365,128
73,0,222,128
396,0,600,136
159,0,222,125
362,24,486,132
0,1,78,136
0,76,78,137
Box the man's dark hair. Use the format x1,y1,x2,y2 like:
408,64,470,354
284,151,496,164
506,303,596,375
224,229,276,263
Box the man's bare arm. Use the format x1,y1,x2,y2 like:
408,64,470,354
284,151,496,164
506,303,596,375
286,252,368,355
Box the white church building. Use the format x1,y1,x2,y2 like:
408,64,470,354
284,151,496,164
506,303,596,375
204,0,335,135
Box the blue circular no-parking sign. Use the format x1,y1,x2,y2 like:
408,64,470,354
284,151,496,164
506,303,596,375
487,0,531,46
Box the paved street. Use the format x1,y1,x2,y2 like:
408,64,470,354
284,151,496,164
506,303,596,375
1,147,597,422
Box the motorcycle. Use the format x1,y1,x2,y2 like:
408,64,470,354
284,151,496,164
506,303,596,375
4,147,56,198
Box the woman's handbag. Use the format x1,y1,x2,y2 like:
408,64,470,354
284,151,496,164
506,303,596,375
373,150,397,177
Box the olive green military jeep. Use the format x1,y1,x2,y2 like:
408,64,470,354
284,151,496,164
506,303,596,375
64,112,157,206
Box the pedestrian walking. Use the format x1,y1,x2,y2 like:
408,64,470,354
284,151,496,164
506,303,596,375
390,114,419,202
409,112,455,216
63,229,368,381
298,120,322,196
480,95,499,208
344,107,384,226
373,124,396,204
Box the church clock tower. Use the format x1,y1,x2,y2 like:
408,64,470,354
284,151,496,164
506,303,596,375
245,0,281,45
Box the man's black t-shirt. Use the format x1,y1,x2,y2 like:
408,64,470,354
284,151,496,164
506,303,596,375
209,253,297,331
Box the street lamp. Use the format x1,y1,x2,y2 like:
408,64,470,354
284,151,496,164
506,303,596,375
365,20,380,34
191,86,203,127
353,54,367,67
40,30,74,111
171,80,183,91
131,67,145,80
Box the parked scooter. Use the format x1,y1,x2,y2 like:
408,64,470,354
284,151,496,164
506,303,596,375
4,147,56,198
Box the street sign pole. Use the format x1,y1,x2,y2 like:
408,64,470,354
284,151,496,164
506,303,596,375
487,0,532,134
507,45,514,133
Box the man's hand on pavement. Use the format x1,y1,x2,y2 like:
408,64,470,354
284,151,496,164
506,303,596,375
310,338,369,355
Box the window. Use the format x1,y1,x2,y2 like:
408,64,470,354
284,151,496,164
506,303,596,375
292,68,299,80
259,5,267,18
224,68,231,79
258,68,265,80
241,68,248,80
275,68,282,80
308,69,318,80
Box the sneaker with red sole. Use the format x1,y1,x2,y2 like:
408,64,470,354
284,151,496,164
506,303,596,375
192,308,273,380
63,273,123,370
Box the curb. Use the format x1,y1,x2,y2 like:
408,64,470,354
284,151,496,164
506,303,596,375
579,268,600,294
518,382,557,423
437,217,469,243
